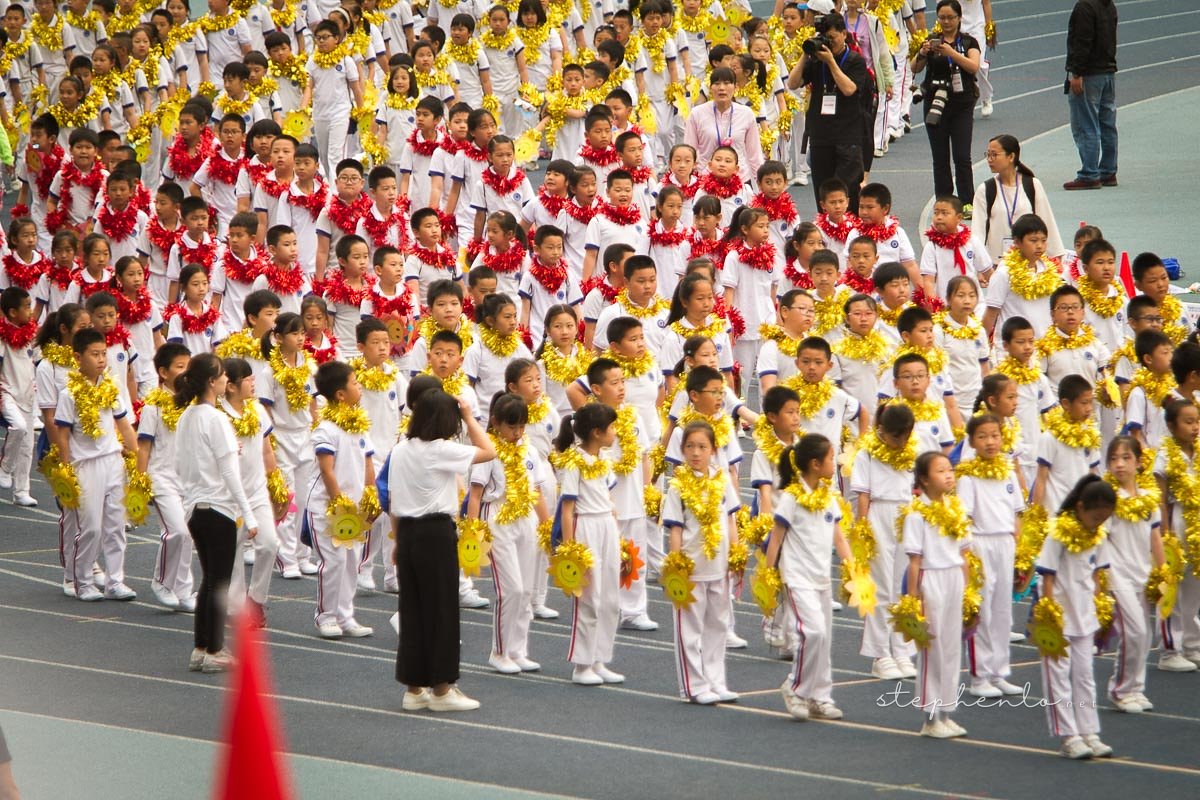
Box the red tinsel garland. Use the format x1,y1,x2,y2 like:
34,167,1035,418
287,180,329,219
814,212,859,244
751,192,798,224
0,318,37,349
599,202,641,226
481,167,527,197
649,219,690,246
579,143,619,166
96,202,140,241
529,258,568,294
2,253,48,291
326,194,371,236
699,172,743,199
731,240,777,272
116,288,153,324
322,270,375,306
166,302,220,333
483,243,526,274
839,268,874,294
260,261,306,295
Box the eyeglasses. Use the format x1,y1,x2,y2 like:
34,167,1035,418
897,373,928,382
1054,304,1083,312
1135,315,1164,324
337,174,363,182
698,389,724,396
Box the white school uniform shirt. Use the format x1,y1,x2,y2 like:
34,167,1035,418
662,468,742,581
48,165,108,228
521,23,563,89
166,303,228,354
397,132,443,210
356,365,408,468
603,408,650,521
249,267,311,316
124,310,164,387
919,234,992,300
1103,492,1159,592
137,402,183,496
463,337,534,419
525,400,561,463
693,186,753,230
591,298,670,354
63,18,106,60
447,49,489,109
305,419,374,509
902,504,970,570
520,192,565,231
175,403,256,523
646,222,691,298
469,168,536,224
1083,291,1126,355
278,181,326,275
795,383,860,456
659,318,735,376
93,205,148,263
579,282,616,326
583,208,650,262
35,356,72,417
721,246,779,339
129,214,178,281
0,335,35,410
55,378,127,464
557,449,617,515
482,35,524,98
219,398,271,501
252,172,289,227
1036,532,1106,637
846,221,916,269
934,317,989,405
1123,385,1169,451
958,471,1024,536
555,202,595,278
518,268,583,342
1035,429,1100,513
774,488,843,589
449,148,491,236
211,246,262,332
756,338,800,385
468,247,528,299
750,449,782,511
470,440,549,520
306,53,357,121
192,151,247,235
849,448,914,503
205,16,252,81
665,414,742,471
830,338,887,415
984,259,1058,337
380,2,414,55
258,352,315,432
574,364,665,443
1006,371,1055,469
1039,327,1109,392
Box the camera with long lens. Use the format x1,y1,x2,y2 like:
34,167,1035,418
925,86,950,126
802,14,833,56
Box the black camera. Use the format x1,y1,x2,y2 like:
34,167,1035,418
802,14,834,56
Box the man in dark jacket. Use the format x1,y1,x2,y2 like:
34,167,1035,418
1063,0,1118,190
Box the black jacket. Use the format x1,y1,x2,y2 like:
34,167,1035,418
1066,0,1117,76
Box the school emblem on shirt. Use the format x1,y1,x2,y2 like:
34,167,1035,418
1006,483,1015,494
205,327,214,337
635,224,644,233
1085,352,1093,361
889,239,898,248
388,390,396,401
360,438,367,448
825,408,835,418
966,250,974,260
779,222,789,233
733,197,744,206
117,352,125,363
556,290,565,299
657,320,667,328
513,192,522,201
336,64,344,71
824,512,833,523
932,425,939,435
525,459,535,471
227,29,236,37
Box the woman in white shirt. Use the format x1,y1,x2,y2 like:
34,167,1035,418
174,353,257,675
972,134,1064,261
382,389,496,712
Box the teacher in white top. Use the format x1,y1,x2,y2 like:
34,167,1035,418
971,133,1064,260
683,67,765,185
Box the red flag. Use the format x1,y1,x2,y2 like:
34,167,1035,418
215,613,293,800
1118,251,1135,298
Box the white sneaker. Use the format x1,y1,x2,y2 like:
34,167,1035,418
201,649,235,674
532,604,559,619
316,622,344,639
969,679,1002,698
77,585,103,602
992,678,1024,696
92,565,106,588
188,647,206,672
13,492,37,507
1084,734,1112,758
0,471,12,490
383,578,400,594
104,582,137,601
831,600,843,611
714,688,739,703
280,566,302,580
571,665,603,686
808,699,843,720
593,663,625,683
620,614,659,631
489,653,522,674
402,688,431,710
342,622,374,638
1009,630,1025,643
725,632,748,650
151,580,180,610
871,657,904,680
514,657,541,672
941,718,967,737
873,147,886,158
356,573,376,592
1133,692,1154,711
981,100,994,118
1158,652,1199,672
459,589,490,609
797,172,809,186
921,719,952,738
178,594,197,613
429,687,480,712
1059,735,1092,759
895,656,917,678
243,547,255,565
298,561,319,576
1113,695,1144,714
62,580,75,597
1185,651,1200,667
692,691,720,705
780,681,808,720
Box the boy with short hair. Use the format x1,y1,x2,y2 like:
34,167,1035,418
215,289,281,378
360,245,415,365
1122,329,1175,450
582,242,633,348
15,113,65,250
582,170,647,282
404,208,459,311
614,131,656,219
592,254,669,353
265,31,306,112
405,279,472,376
212,212,263,332
322,234,374,359
808,249,851,339
250,224,310,314
850,183,919,297
1038,285,1110,401
465,266,498,320
161,104,215,188
752,160,799,270
315,158,370,283
211,61,268,128
1110,295,1163,394
0,287,38,506
252,133,298,238
920,195,992,301
166,196,217,302
86,291,138,413
46,128,108,234
887,353,955,454
995,316,1056,487
872,261,914,348
424,328,479,422
519,225,582,342
54,327,138,602
879,305,964,432
306,360,377,639
782,336,866,455
840,235,879,295
301,19,363,177
355,166,409,259
279,142,326,276
137,181,185,308
982,213,1062,341
91,171,147,262
191,113,248,239
577,111,620,188
398,96,446,213
1132,252,1187,346
813,178,858,267
1032,373,1101,513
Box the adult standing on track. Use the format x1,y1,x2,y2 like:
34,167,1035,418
383,389,496,713
913,0,981,209
682,68,765,185
785,13,871,214
972,134,1065,260
1064,0,1119,190
174,353,258,676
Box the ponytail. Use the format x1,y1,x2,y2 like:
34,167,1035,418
1057,473,1116,517
35,303,85,349
174,353,223,408
777,433,832,490
261,311,304,359
972,373,1011,414
667,272,711,325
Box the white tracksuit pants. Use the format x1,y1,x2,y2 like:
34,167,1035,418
568,514,620,666
887,55,912,134
861,500,916,659
618,517,648,622
967,534,1015,681
488,513,538,660
916,567,964,719
66,453,126,592
1160,571,1200,657
272,427,313,572
674,577,730,699
785,584,834,703
1042,634,1100,738
358,506,397,586
229,497,280,607
152,488,194,600
0,397,34,495
312,116,349,181
308,510,362,628
1108,584,1151,701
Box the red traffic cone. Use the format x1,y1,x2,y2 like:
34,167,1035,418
215,613,293,800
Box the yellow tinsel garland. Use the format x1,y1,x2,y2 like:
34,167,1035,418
678,405,733,448
266,467,290,505
142,387,185,432
892,396,943,423
752,414,790,468
784,478,835,514
1002,249,1063,301
1029,595,1068,659
832,329,891,363
321,402,370,434
781,376,835,419
1161,294,1188,346
550,446,611,480
225,399,262,439
349,358,396,393
1042,406,1100,450
617,290,669,319
479,325,522,357
955,454,1013,482
492,435,539,524
963,549,985,629
1037,324,1096,358
1051,511,1106,554
610,405,641,476
1014,505,1048,573
735,506,773,546
41,341,75,368
995,355,1042,384
1162,436,1200,575
268,55,310,90
31,13,64,51
1104,471,1160,522
896,494,971,541
889,594,932,649
859,429,917,473
758,323,802,358
1129,367,1177,407
890,344,947,376
669,315,728,342
67,371,120,439
517,22,552,63
1077,275,1126,318
604,348,655,379
269,348,313,412
933,312,983,341
812,288,851,335
422,367,468,397
671,467,726,560
540,343,593,386
480,28,518,51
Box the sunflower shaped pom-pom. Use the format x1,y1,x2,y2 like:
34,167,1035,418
457,517,492,576
889,595,932,649
750,553,783,616
659,551,696,609
549,540,593,598
619,538,644,590
1028,596,1068,660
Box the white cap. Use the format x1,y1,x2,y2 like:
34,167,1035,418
806,0,836,15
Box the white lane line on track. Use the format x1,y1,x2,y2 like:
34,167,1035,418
997,11,1200,47
0,708,588,800
991,31,1197,73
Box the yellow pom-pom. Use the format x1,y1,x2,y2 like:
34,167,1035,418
660,551,696,609
549,540,593,598
537,518,553,555
359,485,381,521
1028,596,1068,660
124,467,153,527
39,446,81,510
326,494,367,548
727,541,749,575
750,552,782,616
282,108,312,141
962,550,985,629
266,468,290,506
889,594,932,649
840,559,877,618
643,484,662,520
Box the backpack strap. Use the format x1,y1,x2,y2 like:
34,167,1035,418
984,178,997,242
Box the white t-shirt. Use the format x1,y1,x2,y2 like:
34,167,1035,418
306,54,357,120
1035,429,1101,512
174,402,256,523
1036,533,1105,637
305,419,374,509
557,449,617,515
902,502,971,571
661,467,742,581
957,472,1024,536
774,489,842,589
386,436,477,517
985,260,1058,338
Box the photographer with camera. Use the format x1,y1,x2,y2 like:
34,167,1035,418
913,0,982,209
786,12,871,214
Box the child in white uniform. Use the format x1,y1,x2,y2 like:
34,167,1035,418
767,434,853,721
0,287,38,507
1154,399,1200,673
555,402,625,686
1036,476,1117,760
663,421,742,704
464,293,533,420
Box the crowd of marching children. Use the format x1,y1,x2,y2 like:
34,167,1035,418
0,0,1191,758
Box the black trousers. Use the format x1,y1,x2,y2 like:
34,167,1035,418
924,99,976,204
809,141,865,215
394,514,461,687
188,507,238,653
